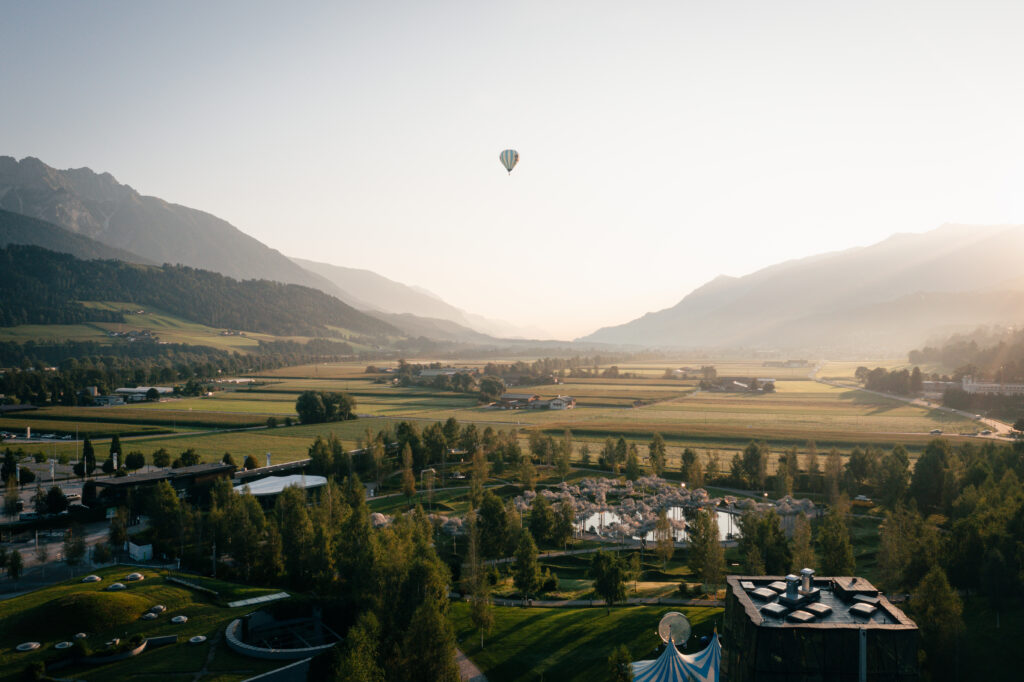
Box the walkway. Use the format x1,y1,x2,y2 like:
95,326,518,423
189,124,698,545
456,648,488,682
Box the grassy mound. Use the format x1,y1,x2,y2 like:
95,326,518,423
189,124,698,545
15,591,150,639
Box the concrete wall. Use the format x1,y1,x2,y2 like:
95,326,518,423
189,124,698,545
224,619,336,661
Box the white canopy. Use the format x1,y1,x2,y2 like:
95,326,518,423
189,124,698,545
233,474,327,497
632,634,721,682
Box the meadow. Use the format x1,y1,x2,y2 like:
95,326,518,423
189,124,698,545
449,603,723,682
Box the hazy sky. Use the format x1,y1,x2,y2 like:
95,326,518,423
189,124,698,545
4,1,1024,339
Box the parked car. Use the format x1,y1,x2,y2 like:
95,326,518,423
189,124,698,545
929,429,943,435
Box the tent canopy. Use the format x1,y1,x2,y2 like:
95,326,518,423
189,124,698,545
631,634,721,682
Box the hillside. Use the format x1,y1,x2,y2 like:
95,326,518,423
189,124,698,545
580,224,1024,351
0,156,343,295
0,208,151,263
0,244,398,338
293,256,545,338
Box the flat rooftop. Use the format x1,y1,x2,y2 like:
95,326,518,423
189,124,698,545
728,575,916,630
233,474,327,497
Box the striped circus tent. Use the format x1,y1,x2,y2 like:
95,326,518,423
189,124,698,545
631,634,721,682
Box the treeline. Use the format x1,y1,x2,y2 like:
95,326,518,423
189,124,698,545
0,244,395,337
0,339,358,406
909,326,1024,382
854,366,923,395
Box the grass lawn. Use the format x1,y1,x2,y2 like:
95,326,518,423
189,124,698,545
0,566,284,682
450,603,723,682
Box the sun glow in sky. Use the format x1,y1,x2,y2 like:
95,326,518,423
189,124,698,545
4,1,1024,339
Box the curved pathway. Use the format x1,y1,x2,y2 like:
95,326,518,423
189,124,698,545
456,647,488,682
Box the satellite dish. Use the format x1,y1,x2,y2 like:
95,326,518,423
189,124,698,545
658,611,691,646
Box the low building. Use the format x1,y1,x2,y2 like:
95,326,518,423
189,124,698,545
548,395,576,410
724,572,918,681
233,474,328,508
114,386,174,402
961,376,1024,396
93,395,126,406
95,462,236,507
499,392,540,409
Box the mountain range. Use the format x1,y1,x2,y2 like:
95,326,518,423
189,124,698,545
580,224,1024,352
0,156,528,342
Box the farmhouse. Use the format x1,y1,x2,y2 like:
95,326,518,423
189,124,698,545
548,395,576,410
500,392,540,408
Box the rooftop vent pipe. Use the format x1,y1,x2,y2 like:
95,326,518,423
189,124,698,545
800,567,814,593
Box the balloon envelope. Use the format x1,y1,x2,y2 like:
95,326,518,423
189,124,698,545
499,149,519,173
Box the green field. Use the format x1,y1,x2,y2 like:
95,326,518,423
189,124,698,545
0,566,282,682
450,603,723,682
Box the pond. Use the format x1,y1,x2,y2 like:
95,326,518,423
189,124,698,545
578,507,739,542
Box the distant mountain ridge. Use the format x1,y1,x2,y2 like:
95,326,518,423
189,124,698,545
580,224,1024,351
0,156,345,295
292,256,547,339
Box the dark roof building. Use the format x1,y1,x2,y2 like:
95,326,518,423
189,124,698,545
724,571,918,681
95,463,235,505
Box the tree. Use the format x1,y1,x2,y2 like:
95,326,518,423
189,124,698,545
1014,416,1024,432
82,438,96,474
242,454,258,470
3,478,18,519
625,444,642,481
790,513,815,571
152,448,171,468
335,612,384,682
579,443,591,467
818,508,855,575
478,491,512,559
178,448,200,467
742,441,769,490
514,531,541,603
737,510,791,574
553,500,575,549
470,448,489,509
607,645,635,682
529,495,556,545
145,387,160,402
909,439,950,514
478,376,505,402
701,512,726,588
648,433,666,476
221,452,236,467
910,566,963,681
63,525,86,567
8,548,22,580
463,512,493,648
45,486,68,514
109,434,122,461
402,596,460,682
744,545,765,574
590,550,627,613
519,457,536,492
295,390,357,424
556,443,571,482
824,448,843,503
614,438,628,473
32,485,47,514
401,444,416,505
654,508,674,568
125,451,145,470
876,445,909,508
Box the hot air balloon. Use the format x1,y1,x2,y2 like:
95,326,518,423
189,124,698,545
499,149,519,174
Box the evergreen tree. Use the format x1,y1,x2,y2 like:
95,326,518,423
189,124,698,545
401,444,416,505
402,595,460,682
337,612,385,682
789,512,815,571
8,547,22,579
607,645,635,682
514,531,541,603
625,444,642,481
463,512,493,648
553,500,575,549
910,566,963,682
529,495,556,545
818,508,855,575
654,508,674,568
82,438,96,474
702,512,725,588
109,434,122,460
648,433,666,476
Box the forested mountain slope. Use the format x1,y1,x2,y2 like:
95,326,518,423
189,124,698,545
0,245,398,338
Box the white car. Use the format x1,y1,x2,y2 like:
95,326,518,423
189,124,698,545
81,575,102,583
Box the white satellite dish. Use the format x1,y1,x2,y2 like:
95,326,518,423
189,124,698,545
658,611,692,646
